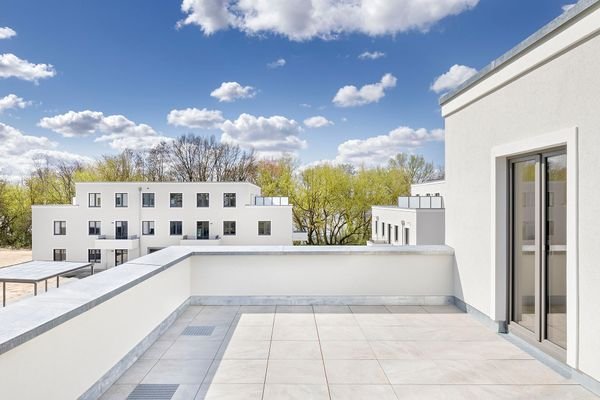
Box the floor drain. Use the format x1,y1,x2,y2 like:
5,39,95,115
182,325,216,336
127,384,178,400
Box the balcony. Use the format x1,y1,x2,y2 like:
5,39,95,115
180,235,222,246
253,196,289,206
0,246,594,399
398,195,444,209
94,235,140,250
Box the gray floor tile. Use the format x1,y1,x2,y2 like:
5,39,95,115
263,384,329,400
324,360,388,384
140,340,174,360
208,359,268,384
142,359,212,384
318,325,366,341
162,340,222,360
217,340,271,360
99,384,135,400
269,341,322,360
116,359,158,384
350,305,390,314
172,384,201,400
320,341,376,360
276,305,314,313
266,360,327,384
195,384,263,400
330,384,398,400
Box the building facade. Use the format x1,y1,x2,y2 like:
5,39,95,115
32,182,298,268
370,182,446,246
441,0,600,383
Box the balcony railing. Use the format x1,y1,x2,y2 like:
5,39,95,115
397,196,444,209
181,235,221,240
253,196,289,206
97,235,139,240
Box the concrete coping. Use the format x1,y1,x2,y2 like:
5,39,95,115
0,244,453,356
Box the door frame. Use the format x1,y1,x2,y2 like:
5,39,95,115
491,127,578,367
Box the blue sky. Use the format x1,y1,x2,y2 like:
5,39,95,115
0,0,576,178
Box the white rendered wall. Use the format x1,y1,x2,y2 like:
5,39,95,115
32,182,294,268
411,181,446,197
442,12,600,377
371,207,444,245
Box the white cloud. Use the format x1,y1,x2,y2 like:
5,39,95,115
39,110,170,150
0,94,31,113
178,0,479,41
0,27,17,40
562,3,576,12
0,122,91,179
0,53,56,83
220,113,306,157
304,116,333,128
267,58,286,68
358,51,385,60
167,107,224,129
210,81,256,102
430,64,477,94
333,73,397,107
300,103,312,108
334,126,444,166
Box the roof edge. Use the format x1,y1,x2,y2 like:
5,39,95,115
440,0,600,105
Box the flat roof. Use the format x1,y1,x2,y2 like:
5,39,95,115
440,0,600,104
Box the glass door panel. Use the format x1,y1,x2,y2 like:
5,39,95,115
544,153,567,349
197,221,209,240
511,159,538,333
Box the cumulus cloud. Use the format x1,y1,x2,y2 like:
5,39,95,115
221,113,306,157
0,122,91,180
334,126,444,166
0,94,31,113
304,116,333,128
0,53,56,83
562,3,577,12
0,27,17,40
210,81,256,102
167,107,224,129
333,73,397,107
39,110,170,150
430,64,477,94
358,51,385,60
267,58,286,68
178,0,479,41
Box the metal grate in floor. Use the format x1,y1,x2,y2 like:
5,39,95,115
127,384,178,400
182,325,216,336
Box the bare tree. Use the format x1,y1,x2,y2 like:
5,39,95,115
388,153,437,183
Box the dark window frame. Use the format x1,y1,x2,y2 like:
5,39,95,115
88,249,101,263
88,193,101,208
54,221,66,235
88,221,101,236
223,193,236,208
142,193,155,208
115,193,128,208
170,221,183,236
142,221,155,236
53,249,66,261
258,221,271,236
170,193,183,208
197,193,210,208
223,221,236,236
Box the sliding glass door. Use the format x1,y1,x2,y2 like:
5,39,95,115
509,149,567,358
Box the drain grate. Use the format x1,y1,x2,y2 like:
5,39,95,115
182,325,215,336
127,384,178,400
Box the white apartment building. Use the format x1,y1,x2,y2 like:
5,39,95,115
441,0,600,383
370,181,446,246
32,182,301,268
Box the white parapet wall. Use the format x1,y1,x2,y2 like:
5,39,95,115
0,245,454,400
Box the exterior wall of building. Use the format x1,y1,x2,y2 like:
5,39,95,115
442,2,600,379
371,207,444,246
32,182,294,268
411,180,446,197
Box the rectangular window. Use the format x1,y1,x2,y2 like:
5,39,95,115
382,222,385,237
142,221,155,235
54,221,66,235
223,193,236,208
53,249,66,261
258,221,271,236
115,193,128,207
394,225,399,242
88,249,101,263
197,193,209,207
115,221,128,239
404,227,410,245
170,221,183,235
88,221,101,235
170,193,183,208
88,193,101,208
375,221,378,234
223,221,236,236
142,193,155,208
115,249,128,266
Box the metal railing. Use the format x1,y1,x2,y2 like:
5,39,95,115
254,196,289,206
397,196,444,209
181,235,221,240
97,235,139,240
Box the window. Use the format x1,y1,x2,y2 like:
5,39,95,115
115,249,128,266
88,221,101,235
394,225,399,242
115,221,128,239
404,227,410,245
142,221,155,236
258,221,271,236
88,249,101,263
88,193,101,207
381,222,385,237
54,221,66,235
170,193,183,208
223,193,236,208
53,249,66,261
197,193,209,207
170,221,182,235
142,193,155,208
223,221,236,236
115,193,128,207
375,221,378,234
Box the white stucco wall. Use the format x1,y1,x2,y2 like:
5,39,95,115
371,207,444,245
442,3,600,379
411,180,446,197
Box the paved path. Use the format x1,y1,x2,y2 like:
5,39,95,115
101,304,597,400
